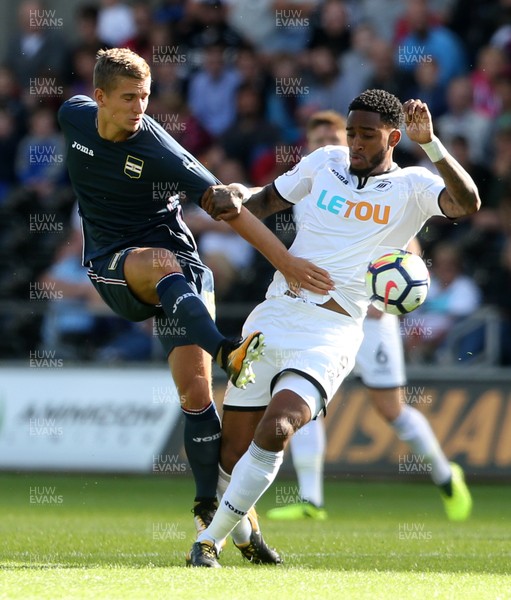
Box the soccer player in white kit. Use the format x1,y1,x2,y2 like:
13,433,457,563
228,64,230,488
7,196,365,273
188,90,481,567
265,110,471,524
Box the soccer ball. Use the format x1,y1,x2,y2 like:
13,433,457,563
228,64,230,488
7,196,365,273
365,250,430,316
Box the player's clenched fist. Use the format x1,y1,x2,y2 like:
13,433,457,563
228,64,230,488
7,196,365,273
402,99,434,145
201,183,248,221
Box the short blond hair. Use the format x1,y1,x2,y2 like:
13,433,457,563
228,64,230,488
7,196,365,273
93,48,151,93
306,110,346,135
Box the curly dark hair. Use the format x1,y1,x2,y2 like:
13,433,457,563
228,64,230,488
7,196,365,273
348,89,403,128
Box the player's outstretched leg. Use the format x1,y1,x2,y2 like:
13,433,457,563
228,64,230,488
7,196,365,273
125,250,264,389
157,272,264,388
217,466,282,564
187,387,311,567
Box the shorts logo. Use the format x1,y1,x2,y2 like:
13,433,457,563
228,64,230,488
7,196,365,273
108,252,122,271
124,155,144,179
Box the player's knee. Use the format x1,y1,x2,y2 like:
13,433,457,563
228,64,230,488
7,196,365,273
151,248,182,280
178,376,212,411
255,411,306,451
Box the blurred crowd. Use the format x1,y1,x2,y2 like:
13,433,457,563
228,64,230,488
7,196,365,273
1,0,511,365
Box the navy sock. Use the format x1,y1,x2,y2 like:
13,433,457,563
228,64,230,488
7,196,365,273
182,402,221,501
156,273,224,358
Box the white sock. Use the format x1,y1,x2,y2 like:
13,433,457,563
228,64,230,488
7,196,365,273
290,418,325,507
198,442,283,547
217,465,252,545
392,404,452,485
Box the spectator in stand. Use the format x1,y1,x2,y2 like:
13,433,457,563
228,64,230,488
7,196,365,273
365,37,412,101
485,73,511,178
149,91,213,157
70,4,106,55
470,46,508,119
358,0,405,42
151,59,187,102
221,82,280,176
393,0,442,45
65,47,97,100
340,22,379,98
188,42,240,138
15,106,66,202
225,0,319,56
265,53,306,145
182,0,242,51
153,0,186,27
406,58,447,118
395,0,467,90
97,0,136,47
437,76,491,165
235,45,272,97
224,0,277,55
404,242,481,364
489,0,511,60
446,0,500,64
0,65,27,138
39,225,108,361
123,1,155,61
485,125,511,209
304,45,369,117
0,109,20,203
307,0,352,58
448,135,491,206
5,0,68,86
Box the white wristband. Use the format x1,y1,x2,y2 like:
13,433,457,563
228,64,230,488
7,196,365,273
419,136,448,163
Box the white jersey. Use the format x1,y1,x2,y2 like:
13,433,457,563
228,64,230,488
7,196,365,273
269,145,446,321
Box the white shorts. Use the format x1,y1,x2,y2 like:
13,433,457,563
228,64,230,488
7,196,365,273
223,296,364,417
353,312,406,388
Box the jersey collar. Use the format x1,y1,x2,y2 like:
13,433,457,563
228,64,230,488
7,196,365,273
353,163,399,190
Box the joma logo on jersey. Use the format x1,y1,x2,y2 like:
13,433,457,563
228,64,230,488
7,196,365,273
124,155,144,179
331,168,348,185
316,189,390,224
71,141,94,156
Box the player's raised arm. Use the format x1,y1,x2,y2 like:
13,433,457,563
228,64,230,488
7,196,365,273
403,99,481,219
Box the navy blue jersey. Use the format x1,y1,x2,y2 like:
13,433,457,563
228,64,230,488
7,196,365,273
58,96,219,263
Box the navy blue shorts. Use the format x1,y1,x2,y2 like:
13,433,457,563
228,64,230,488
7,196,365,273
87,230,215,357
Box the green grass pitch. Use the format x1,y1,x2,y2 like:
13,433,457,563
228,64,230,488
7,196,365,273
0,473,510,599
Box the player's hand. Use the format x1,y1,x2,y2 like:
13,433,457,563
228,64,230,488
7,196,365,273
403,99,434,145
282,256,334,295
201,184,249,221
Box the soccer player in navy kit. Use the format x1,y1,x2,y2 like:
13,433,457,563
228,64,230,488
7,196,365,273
58,48,333,552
